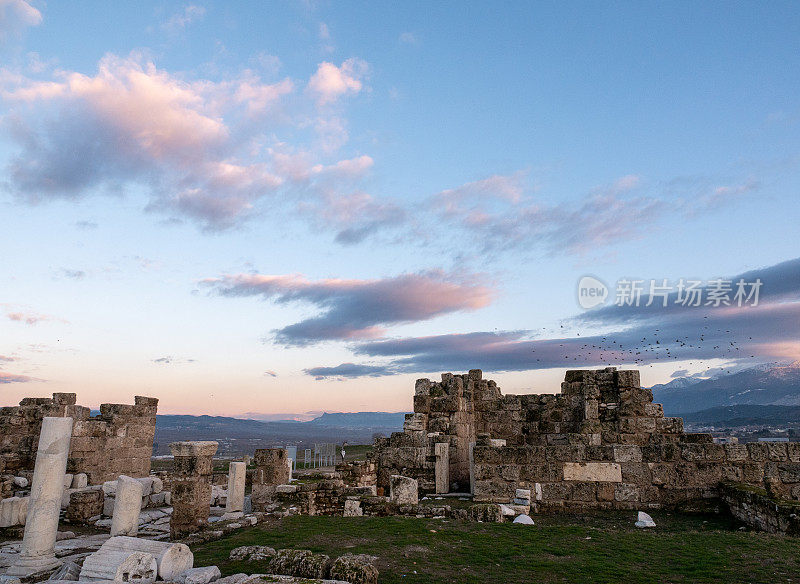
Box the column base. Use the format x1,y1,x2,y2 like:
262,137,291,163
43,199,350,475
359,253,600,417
6,555,61,578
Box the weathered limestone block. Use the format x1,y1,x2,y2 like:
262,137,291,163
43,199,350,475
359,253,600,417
175,566,221,584
100,536,193,581
343,498,363,516
563,462,622,482
329,554,378,584
170,441,218,539
269,549,332,580
71,473,88,489
253,448,291,485
229,545,277,561
403,413,427,432
434,442,449,494
65,488,103,524
79,549,157,584
7,416,73,577
389,475,418,505
0,496,28,527
111,475,144,536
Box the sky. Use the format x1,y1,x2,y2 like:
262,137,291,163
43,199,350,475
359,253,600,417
1,1,799,416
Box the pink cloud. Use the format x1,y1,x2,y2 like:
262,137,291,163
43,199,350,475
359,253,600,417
0,371,39,383
307,59,368,106
204,269,495,346
6,311,51,325
1,53,395,237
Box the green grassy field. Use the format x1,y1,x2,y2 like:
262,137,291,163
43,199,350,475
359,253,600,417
191,511,800,584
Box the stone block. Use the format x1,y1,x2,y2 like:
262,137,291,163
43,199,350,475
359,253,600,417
614,483,640,502
613,445,642,463
563,462,622,482
389,475,418,505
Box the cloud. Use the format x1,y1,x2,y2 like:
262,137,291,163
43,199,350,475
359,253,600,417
152,356,195,364
2,54,380,231
304,362,395,379
432,170,757,256
0,0,41,42
0,371,39,383
74,220,98,230
398,32,418,46
264,370,277,377
60,268,86,280
309,190,406,245
316,257,800,377
161,5,206,33
5,309,55,325
307,59,367,106
1,53,395,240
433,172,663,255
204,269,495,346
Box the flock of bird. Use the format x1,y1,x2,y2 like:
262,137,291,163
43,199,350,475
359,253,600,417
530,315,762,371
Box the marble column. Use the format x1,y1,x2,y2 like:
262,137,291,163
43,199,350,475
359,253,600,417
110,475,144,536
222,462,246,519
7,416,74,577
169,441,218,539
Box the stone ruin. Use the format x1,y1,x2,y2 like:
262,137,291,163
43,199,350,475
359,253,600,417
374,367,800,511
3,367,799,584
1,415,371,584
1,393,158,487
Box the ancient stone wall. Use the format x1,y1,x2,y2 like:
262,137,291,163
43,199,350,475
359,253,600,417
0,393,158,484
336,460,377,488
719,482,800,535
374,367,800,510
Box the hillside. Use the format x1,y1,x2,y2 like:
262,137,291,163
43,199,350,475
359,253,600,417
681,404,800,427
653,362,800,416
152,411,407,455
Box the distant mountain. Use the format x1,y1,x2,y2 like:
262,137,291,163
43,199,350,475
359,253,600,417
152,411,406,455
649,377,696,391
308,412,407,429
653,362,800,416
682,405,800,427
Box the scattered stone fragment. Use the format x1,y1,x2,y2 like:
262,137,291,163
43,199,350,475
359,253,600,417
513,514,534,525
229,546,277,562
269,549,331,580
329,554,378,584
389,476,418,505
47,560,81,581
175,565,222,584
635,511,656,528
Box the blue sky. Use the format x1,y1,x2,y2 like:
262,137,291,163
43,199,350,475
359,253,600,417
1,1,799,416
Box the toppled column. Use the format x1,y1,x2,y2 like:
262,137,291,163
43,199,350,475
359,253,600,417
223,461,246,519
79,549,157,584
97,536,193,581
169,441,218,539
435,442,450,494
110,475,144,536
7,416,73,577
253,448,291,485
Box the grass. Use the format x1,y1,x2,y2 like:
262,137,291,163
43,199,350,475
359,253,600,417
190,511,800,584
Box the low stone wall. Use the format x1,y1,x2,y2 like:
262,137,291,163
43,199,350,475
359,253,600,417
720,482,800,535
473,435,800,509
336,460,377,488
0,393,158,484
